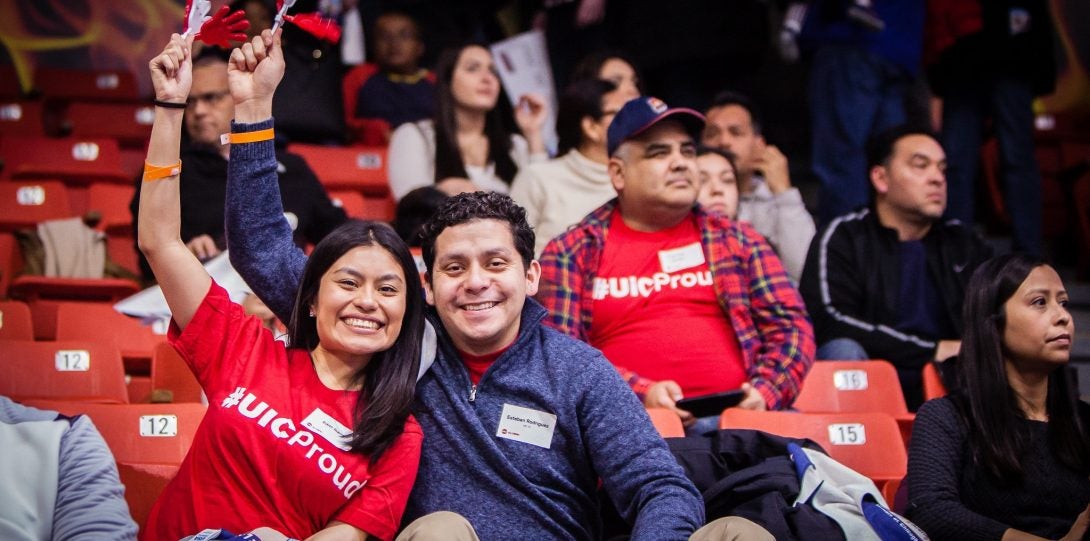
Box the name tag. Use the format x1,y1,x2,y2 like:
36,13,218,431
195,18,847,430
302,408,353,451
496,403,557,449
658,242,705,274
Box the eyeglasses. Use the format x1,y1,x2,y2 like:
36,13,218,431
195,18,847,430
186,90,230,108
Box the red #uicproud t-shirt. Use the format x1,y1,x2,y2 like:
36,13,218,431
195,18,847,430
142,282,422,541
589,212,746,397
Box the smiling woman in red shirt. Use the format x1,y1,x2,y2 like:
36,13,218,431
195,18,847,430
137,31,424,541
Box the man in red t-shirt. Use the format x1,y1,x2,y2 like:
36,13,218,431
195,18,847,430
538,97,815,433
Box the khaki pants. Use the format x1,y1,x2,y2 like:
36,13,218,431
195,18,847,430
395,512,480,541
393,512,772,541
690,516,776,541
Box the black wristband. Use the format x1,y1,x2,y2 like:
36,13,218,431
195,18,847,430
153,99,187,109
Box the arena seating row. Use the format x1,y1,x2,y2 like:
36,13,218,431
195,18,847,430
21,399,207,529
644,360,952,504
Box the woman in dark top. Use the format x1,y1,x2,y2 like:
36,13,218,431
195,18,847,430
906,254,1090,541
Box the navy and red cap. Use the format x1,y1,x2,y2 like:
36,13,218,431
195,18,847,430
607,96,705,156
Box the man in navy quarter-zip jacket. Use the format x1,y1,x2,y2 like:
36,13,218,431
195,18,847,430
224,30,777,539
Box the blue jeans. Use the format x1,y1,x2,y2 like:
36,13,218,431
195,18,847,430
685,415,722,437
942,77,1042,255
815,337,869,360
809,46,909,224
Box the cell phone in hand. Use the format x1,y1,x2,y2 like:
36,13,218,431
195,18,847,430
674,389,745,418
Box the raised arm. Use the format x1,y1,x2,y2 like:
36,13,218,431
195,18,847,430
223,29,304,324
137,34,210,330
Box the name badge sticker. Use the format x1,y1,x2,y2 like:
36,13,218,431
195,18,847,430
658,242,705,274
496,403,557,449
302,408,353,451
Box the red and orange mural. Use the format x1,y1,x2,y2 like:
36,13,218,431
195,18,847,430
0,0,185,96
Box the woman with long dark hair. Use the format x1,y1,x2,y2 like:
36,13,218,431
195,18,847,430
387,43,549,200
569,49,644,98
139,32,423,541
906,254,1090,541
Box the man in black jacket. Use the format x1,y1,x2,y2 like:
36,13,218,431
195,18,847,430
129,47,347,281
799,125,992,409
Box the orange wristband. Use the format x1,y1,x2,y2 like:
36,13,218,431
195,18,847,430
142,161,181,181
220,128,274,145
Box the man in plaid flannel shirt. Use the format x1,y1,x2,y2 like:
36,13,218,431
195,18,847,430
537,97,814,433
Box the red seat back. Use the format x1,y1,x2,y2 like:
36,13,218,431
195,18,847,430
646,407,684,438
0,180,73,232
65,102,155,148
0,299,34,340
55,302,165,374
35,68,140,102
0,339,129,403
719,409,907,499
793,360,910,416
0,136,128,184
921,362,948,401
150,342,203,404
0,100,46,137
22,400,207,529
287,143,389,195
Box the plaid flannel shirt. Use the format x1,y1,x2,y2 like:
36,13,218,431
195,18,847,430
536,199,814,410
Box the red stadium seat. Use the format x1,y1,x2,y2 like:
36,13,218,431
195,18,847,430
87,182,135,234
0,136,128,184
64,101,155,149
719,409,906,503
21,400,207,529
287,143,389,195
646,407,685,438
11,285,140,341
150,342,203,404
35,68,140,102
119,148,146,180
329,189,367,219
0,339,129,403
0,232,17,295
362,193,397,222
55,301,165,374
0,180,74,232
0,100,46,137
921,362,948,402
0,299,34,340
792,360,915,446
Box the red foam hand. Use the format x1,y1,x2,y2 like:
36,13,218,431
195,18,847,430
285,13,342,44
196,5,250,48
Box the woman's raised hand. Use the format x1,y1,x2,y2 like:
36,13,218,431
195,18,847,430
149,34,195,104
514,93,549,154
228,28,285,121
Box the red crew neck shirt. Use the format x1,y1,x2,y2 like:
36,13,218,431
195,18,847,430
459,343,513,384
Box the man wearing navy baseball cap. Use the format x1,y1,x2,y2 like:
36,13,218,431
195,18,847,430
538,96,815,434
